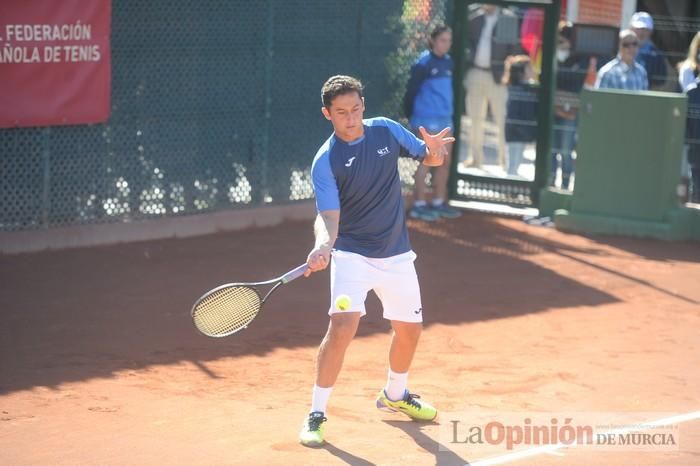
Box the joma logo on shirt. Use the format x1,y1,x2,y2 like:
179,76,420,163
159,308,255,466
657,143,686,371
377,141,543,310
345,156,356,167
376,147,390,156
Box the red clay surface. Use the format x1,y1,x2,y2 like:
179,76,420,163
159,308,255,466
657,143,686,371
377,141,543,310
1,212,699,465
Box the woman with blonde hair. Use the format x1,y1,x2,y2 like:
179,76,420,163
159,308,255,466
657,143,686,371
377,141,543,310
679,31,700,92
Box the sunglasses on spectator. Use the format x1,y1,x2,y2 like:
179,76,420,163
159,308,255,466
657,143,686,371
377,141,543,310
621,41,639,48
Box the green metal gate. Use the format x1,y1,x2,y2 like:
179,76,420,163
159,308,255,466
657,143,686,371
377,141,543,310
449,0,559,208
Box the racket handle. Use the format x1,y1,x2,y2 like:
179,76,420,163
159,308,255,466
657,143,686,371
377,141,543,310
281,263,309,283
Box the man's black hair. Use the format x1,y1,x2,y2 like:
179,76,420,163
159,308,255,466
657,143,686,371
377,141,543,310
321,75,364,108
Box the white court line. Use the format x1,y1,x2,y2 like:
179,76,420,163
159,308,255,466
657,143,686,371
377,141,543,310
468,410,700,466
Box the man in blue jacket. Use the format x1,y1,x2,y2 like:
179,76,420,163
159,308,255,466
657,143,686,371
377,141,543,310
629,12,670,91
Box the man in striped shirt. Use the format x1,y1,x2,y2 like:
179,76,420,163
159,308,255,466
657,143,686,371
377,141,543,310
595,29,648,91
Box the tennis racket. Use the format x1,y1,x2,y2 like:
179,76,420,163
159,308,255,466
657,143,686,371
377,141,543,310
191,263,309,337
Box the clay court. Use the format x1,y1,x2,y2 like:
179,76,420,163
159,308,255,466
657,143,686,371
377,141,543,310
1,212,699,465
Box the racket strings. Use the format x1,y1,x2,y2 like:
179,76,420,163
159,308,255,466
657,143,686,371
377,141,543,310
192,286,261,337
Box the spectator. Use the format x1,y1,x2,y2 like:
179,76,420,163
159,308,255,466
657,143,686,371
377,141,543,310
550,21,589,190
678,31,700,92
595,29,648,91
679,32,700,202
404,24,462,221
685,81,700,203
629,12,669,91
464,3,520,169
503,55,538,177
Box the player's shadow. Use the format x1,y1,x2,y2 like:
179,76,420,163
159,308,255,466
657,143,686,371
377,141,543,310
576,230,700,264
1,212,675,393
382,419,472,466
406,213,699,321
322,442,376,466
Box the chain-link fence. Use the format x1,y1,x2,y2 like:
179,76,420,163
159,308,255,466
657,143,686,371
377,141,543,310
0,0,450,232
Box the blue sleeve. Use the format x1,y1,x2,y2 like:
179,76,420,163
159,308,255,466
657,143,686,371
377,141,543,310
374,117,426,160
311,151,340,212
403,60,428,119
595,70,610,89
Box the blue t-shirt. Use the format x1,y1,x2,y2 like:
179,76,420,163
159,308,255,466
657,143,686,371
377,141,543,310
403,50,454,123
311,117,426,258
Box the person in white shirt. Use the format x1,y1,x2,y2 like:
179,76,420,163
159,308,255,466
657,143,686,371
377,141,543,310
463,4,520,169
595,29,648,91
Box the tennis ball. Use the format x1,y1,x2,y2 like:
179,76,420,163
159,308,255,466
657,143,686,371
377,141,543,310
335,294,352,311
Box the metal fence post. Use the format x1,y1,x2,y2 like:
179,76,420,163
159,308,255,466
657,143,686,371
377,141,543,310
260,0,275,205
41,127,52,228
532,0,559,207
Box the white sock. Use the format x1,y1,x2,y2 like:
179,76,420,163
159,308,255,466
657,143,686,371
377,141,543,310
310,385,333,414
385,369,408,401
414,200,427,207
431,198,444,207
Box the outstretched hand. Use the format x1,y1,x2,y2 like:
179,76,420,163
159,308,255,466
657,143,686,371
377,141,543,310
419,126,455,167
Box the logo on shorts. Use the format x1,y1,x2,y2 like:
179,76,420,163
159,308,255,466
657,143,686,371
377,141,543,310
345,156,357,167
414,307,422,315
376,146,390,157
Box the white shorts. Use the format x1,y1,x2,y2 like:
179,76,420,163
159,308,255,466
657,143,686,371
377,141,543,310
328,249,423,323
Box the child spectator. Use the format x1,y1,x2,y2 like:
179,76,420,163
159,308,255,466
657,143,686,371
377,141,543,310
404,24,461,221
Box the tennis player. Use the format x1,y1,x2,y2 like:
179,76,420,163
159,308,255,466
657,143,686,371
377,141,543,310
299,75,454,447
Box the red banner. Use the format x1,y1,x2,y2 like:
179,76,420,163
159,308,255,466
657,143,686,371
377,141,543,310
0,1,112,128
